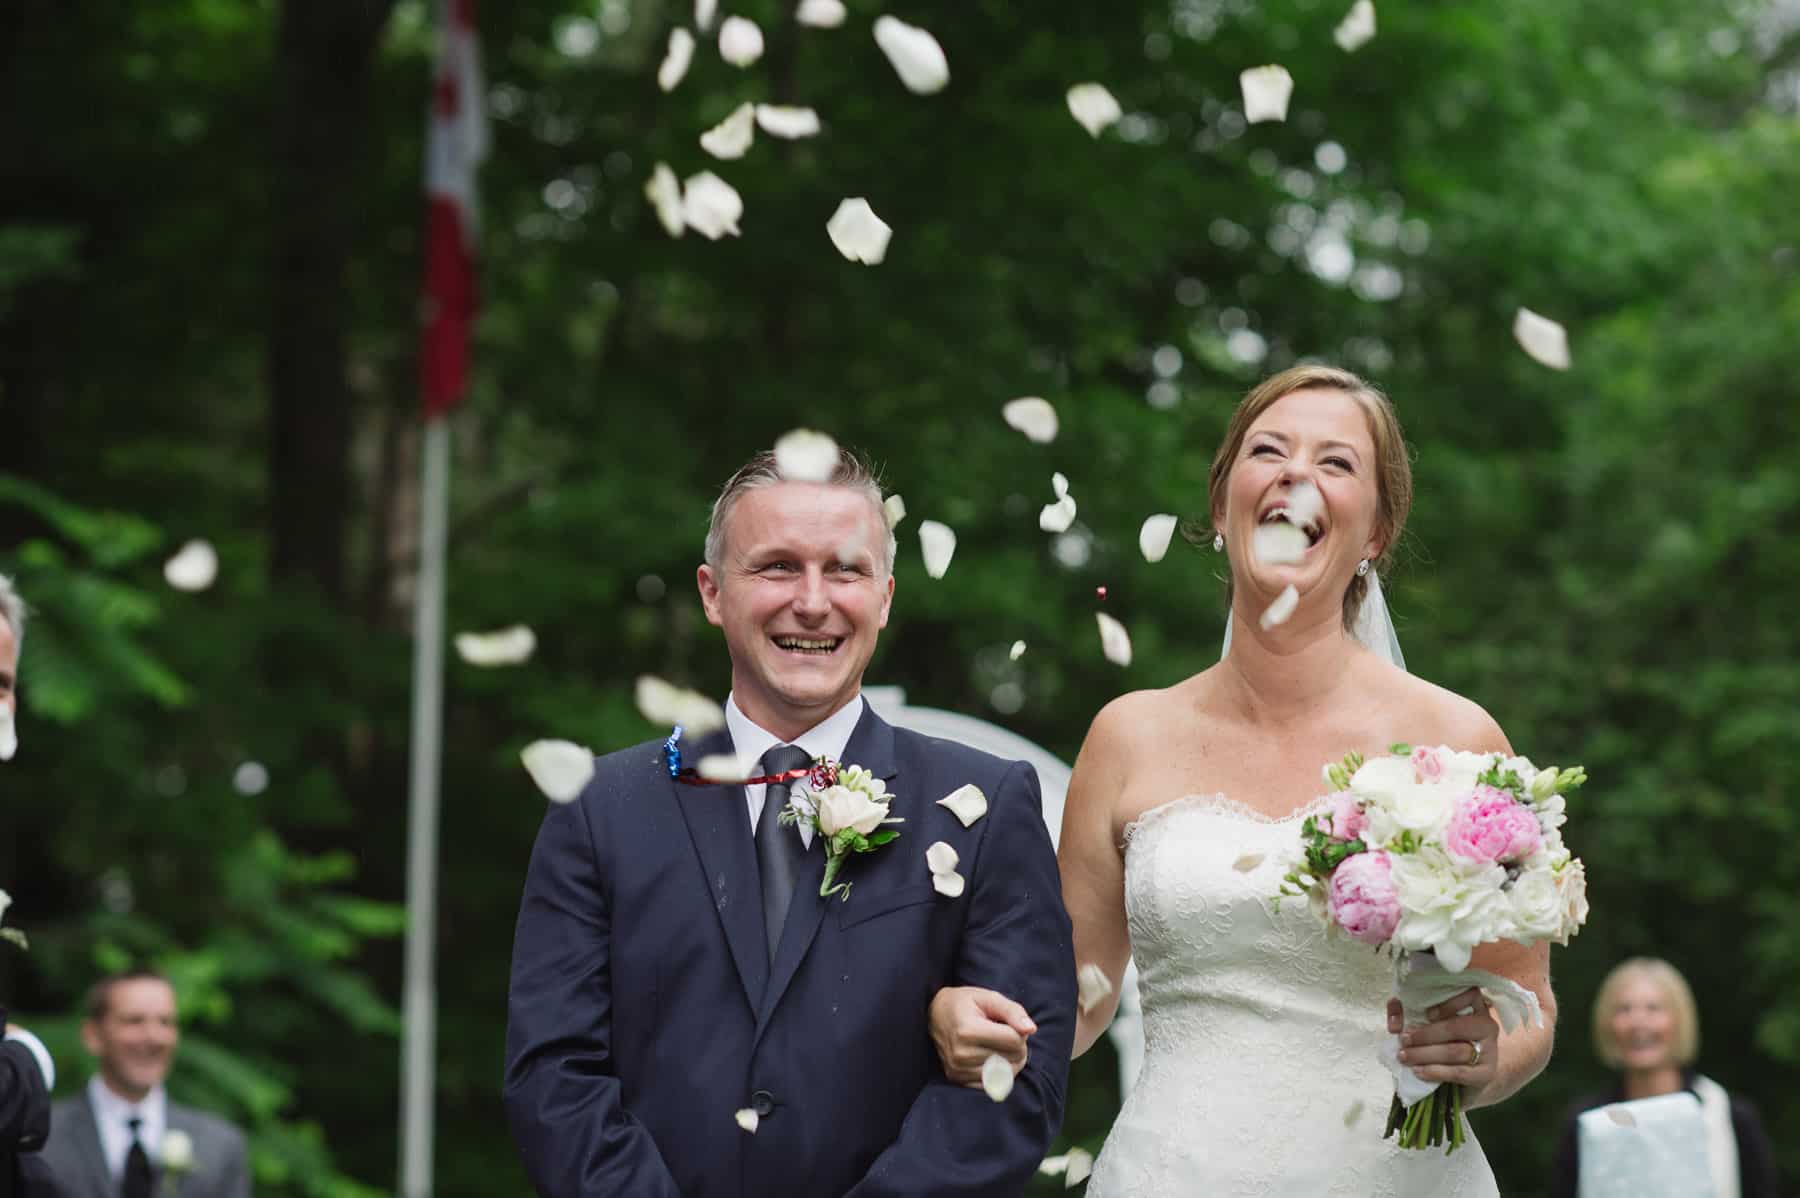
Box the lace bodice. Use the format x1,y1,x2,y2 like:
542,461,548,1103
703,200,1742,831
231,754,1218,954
1084,795,1498,1198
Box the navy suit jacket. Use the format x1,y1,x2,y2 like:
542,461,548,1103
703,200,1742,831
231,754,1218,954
2,1032,63,1198
504,703,1075,1197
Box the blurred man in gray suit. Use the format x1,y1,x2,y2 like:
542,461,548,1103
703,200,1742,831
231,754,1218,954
40,971,249,1198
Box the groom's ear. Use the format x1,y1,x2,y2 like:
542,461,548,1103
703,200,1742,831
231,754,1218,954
696,564,725,627
878,572,894,629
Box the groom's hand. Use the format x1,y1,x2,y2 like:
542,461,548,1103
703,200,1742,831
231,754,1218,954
929,986,1037,1086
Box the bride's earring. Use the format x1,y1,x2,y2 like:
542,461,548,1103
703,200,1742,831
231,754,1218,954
1356,558,1370,577
1213,532,1224,552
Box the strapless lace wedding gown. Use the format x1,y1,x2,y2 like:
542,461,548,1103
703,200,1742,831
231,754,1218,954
1085,795,1499,1198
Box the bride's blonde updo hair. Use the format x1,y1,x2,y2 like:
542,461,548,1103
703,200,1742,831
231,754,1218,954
1207,364,1413,626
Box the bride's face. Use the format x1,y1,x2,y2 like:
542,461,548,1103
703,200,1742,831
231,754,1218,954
1216,387,1383,606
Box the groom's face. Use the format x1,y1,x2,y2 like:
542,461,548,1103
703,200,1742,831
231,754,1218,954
698,481,894,740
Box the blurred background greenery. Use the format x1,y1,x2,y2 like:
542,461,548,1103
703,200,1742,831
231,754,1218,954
2,0,1797,1193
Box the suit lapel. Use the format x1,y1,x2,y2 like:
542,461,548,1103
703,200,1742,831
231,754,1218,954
75,1092,114,1198
754,704,901,1036
672,729,769,1008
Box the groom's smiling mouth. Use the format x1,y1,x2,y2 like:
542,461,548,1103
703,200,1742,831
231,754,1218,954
772,635,843,656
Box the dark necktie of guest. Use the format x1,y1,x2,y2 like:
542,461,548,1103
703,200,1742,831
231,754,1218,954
123,1115,154,1198
754,743,815,963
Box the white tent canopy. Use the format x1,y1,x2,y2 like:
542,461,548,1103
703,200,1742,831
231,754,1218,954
864,686,1144,1096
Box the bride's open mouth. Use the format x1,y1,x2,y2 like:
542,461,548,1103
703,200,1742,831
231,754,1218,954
772,635,843,657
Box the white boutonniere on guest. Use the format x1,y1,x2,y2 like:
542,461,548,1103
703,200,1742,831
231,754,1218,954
0,889,25,951
160,1128,196,1192
780,762,903,900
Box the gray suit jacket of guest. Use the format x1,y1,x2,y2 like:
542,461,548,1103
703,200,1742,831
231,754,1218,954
40,1093,249,1198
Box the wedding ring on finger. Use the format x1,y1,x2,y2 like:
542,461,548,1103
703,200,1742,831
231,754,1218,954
1466,1040,1483,1068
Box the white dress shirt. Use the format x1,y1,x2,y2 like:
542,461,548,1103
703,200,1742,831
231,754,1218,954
2,1024,54,1090
87,1074,168,1179
724,693,865,851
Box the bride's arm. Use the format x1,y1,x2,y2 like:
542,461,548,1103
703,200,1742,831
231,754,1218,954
1467,939,1556,1108
1059,699,1136,1059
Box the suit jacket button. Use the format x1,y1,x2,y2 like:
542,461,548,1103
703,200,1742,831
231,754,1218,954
750,1090,775,1117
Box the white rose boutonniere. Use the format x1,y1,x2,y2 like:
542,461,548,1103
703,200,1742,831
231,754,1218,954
161,1129,196,1192
780,761,903,899
0,889,26,951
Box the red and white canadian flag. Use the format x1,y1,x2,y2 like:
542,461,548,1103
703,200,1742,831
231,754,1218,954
420,0,487,418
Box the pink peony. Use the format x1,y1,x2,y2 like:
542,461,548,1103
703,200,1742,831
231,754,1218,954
1444,785,1543,864
1327,850,1401,945
1411,745,1446,783
1322,792,1366,842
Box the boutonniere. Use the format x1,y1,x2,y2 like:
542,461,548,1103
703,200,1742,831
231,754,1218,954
160,1129,196,1191
780,761,904,900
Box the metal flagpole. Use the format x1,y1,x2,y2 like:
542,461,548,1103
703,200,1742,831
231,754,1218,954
401,417,450,1198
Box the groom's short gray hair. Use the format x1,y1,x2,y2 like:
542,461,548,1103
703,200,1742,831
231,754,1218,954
0,573,23,649
706,448,896,575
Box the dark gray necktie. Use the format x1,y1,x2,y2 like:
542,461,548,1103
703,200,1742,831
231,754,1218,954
754,744,815,962
123,1115,152,1198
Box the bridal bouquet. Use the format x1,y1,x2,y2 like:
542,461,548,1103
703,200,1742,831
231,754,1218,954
1279,745,1590,1151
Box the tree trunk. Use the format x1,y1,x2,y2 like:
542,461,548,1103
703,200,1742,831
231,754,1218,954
267,0,396,600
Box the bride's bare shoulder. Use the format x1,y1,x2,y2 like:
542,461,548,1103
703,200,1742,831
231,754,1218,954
1083,671,1220,762
1376,662,1511,754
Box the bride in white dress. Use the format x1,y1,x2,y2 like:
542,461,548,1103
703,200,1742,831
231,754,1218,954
928,366,1558,1195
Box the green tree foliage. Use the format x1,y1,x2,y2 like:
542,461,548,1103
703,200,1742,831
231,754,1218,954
2,0,1796,1194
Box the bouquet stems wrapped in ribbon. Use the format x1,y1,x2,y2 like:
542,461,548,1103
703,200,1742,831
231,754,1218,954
1281,745,1590,1151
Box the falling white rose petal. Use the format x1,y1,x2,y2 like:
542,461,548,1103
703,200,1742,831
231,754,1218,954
1065,1149,1094,1187
645,162,685,237
1096,612,1132,667
1232,853,1265,872
918,520,956,578
1251,521,1310,566
754,105,822,139
1513,307,1572,370
695,0,718,31
1344,1100,1366,1128
796,0,846,27
521,740,596,803
0,706,16,761
873,15,950,94
700,102,756,159
1066,83,1123,138
635,675,727,735
454,625,537,667
1259,584,1300,630
1009,639,1026,661
1334,0,1377,51
981,1053,1014,1102
1607,1107,1637,1128
1039,474,1077,533
164,539,219,592
1077,962,1113,1014
932,869,966,898
1039,496,1077,533
681,171,743,239
773,428,840,482
925,840,960,875
1239,65,1294,124
937,784,989,827
696,752,760,782
734,1107,759,1133
883,493,908,529
1285,480,1324,527
718,16,764,67
826,197,892,265
1138,514,1178,563
1001,396,1059,443
657,27,696,92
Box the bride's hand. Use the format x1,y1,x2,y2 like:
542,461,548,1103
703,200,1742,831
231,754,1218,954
929,986,1037,1086
1387,988,1500,1088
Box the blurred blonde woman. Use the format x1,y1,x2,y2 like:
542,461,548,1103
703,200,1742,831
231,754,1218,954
1550,958,1777,1197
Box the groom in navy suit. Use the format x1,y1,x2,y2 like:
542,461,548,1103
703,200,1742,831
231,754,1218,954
504,447,1074,1196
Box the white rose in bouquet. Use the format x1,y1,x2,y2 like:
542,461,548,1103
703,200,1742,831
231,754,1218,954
1553,857,1589,944
1439,750,1490,793
1502,867,1564,943
1389,849,1508,972
1350,755,1415,795
815,786,889,838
